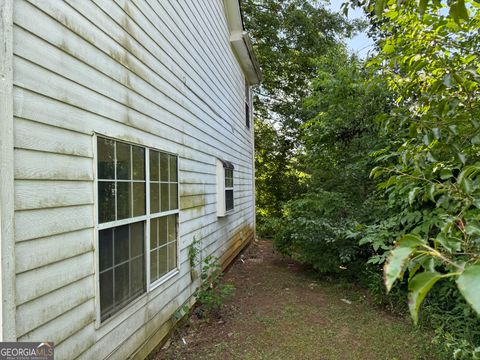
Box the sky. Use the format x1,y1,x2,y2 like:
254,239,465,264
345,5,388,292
326,1,375,58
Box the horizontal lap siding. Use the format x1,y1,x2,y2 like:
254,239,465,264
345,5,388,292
12,0,254,359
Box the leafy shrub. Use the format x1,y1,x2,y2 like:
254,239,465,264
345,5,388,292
187,236,201,268
194,255,234,318
274,191,360,273
423,280,480,359
256,215,282,239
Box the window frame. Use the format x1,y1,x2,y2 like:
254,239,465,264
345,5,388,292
245,81,251,129
94,134,180,326
224,167,234,212
216,159,234,217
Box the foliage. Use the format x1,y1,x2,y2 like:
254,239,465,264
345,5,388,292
352,0,471,22
274,47,392,272
254,119,307,221
359,0,480,323
188,236,201,268
243,0,356,133
193,255,235,318
338,0,480,356
243,0,360,220
424,280,480,359
301,46,391,207
274,191,359,272
172,303,191,323
247,0,480,356
255,215,282,239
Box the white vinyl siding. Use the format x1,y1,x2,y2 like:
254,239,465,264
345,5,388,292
11,0,255,358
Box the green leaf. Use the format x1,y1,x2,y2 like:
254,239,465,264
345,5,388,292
457,263,480,316
408,187,420,205
408,254,427,281
449,125,458,135
471,134,480,145
460,178,473,194
440,169,453,180
383,43,395,54
370,166,383,179
408,271,444,325
465,221,480,236
402,234,426,248
385,247,413,292
423,133,431,145
457,0,469,20
457,164,480,184
443,74,452,88
428,183,437,202
453,73,464,85
435,233,461,253
375,0,385,17
457,152,466,164
384,234,425,292
418,0,429,16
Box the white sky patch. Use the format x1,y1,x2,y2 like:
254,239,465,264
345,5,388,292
326,1,375,58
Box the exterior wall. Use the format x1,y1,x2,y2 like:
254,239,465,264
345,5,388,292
0,0,16,342
11,0,255,358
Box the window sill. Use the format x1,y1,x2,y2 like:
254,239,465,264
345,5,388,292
149,269,179,292
217,209,234,218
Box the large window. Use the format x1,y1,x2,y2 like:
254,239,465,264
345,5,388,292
96,137,179,322
216,159,234,217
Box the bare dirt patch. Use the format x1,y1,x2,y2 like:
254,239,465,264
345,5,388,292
153,239,442,360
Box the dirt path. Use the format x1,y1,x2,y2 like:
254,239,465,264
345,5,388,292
154,240,441,360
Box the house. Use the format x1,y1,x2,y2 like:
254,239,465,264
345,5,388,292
0,0,261,358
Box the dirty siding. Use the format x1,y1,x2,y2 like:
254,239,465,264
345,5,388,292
11,0,255,358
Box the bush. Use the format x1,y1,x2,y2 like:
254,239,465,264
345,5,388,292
256,215,282,239
422,280,480,359
273,191,360,273
194,255,235,318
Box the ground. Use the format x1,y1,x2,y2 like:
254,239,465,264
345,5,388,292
153,239,443,360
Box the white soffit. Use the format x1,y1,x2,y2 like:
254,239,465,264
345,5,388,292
223,0,262,85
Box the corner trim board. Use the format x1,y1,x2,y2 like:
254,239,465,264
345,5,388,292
0,0,16,341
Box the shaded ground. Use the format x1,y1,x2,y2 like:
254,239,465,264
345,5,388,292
154,239,442,360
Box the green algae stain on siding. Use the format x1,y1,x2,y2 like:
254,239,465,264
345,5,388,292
179,194,206,211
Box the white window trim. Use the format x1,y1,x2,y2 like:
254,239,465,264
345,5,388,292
216,159,234,217
245,81,251,129
93,134,180,328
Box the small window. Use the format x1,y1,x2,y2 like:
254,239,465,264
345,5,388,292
96,137,179,323
216,159,234,216
245,81,251,129
225,167,234,211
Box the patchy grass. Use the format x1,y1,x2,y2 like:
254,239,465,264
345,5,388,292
154,240,445,360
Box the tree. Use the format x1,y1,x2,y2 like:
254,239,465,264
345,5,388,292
356,0,480,328
242,0,358,220
274,46,393,272
243,0,356,132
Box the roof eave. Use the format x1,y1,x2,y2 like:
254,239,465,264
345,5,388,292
223,0,262,85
